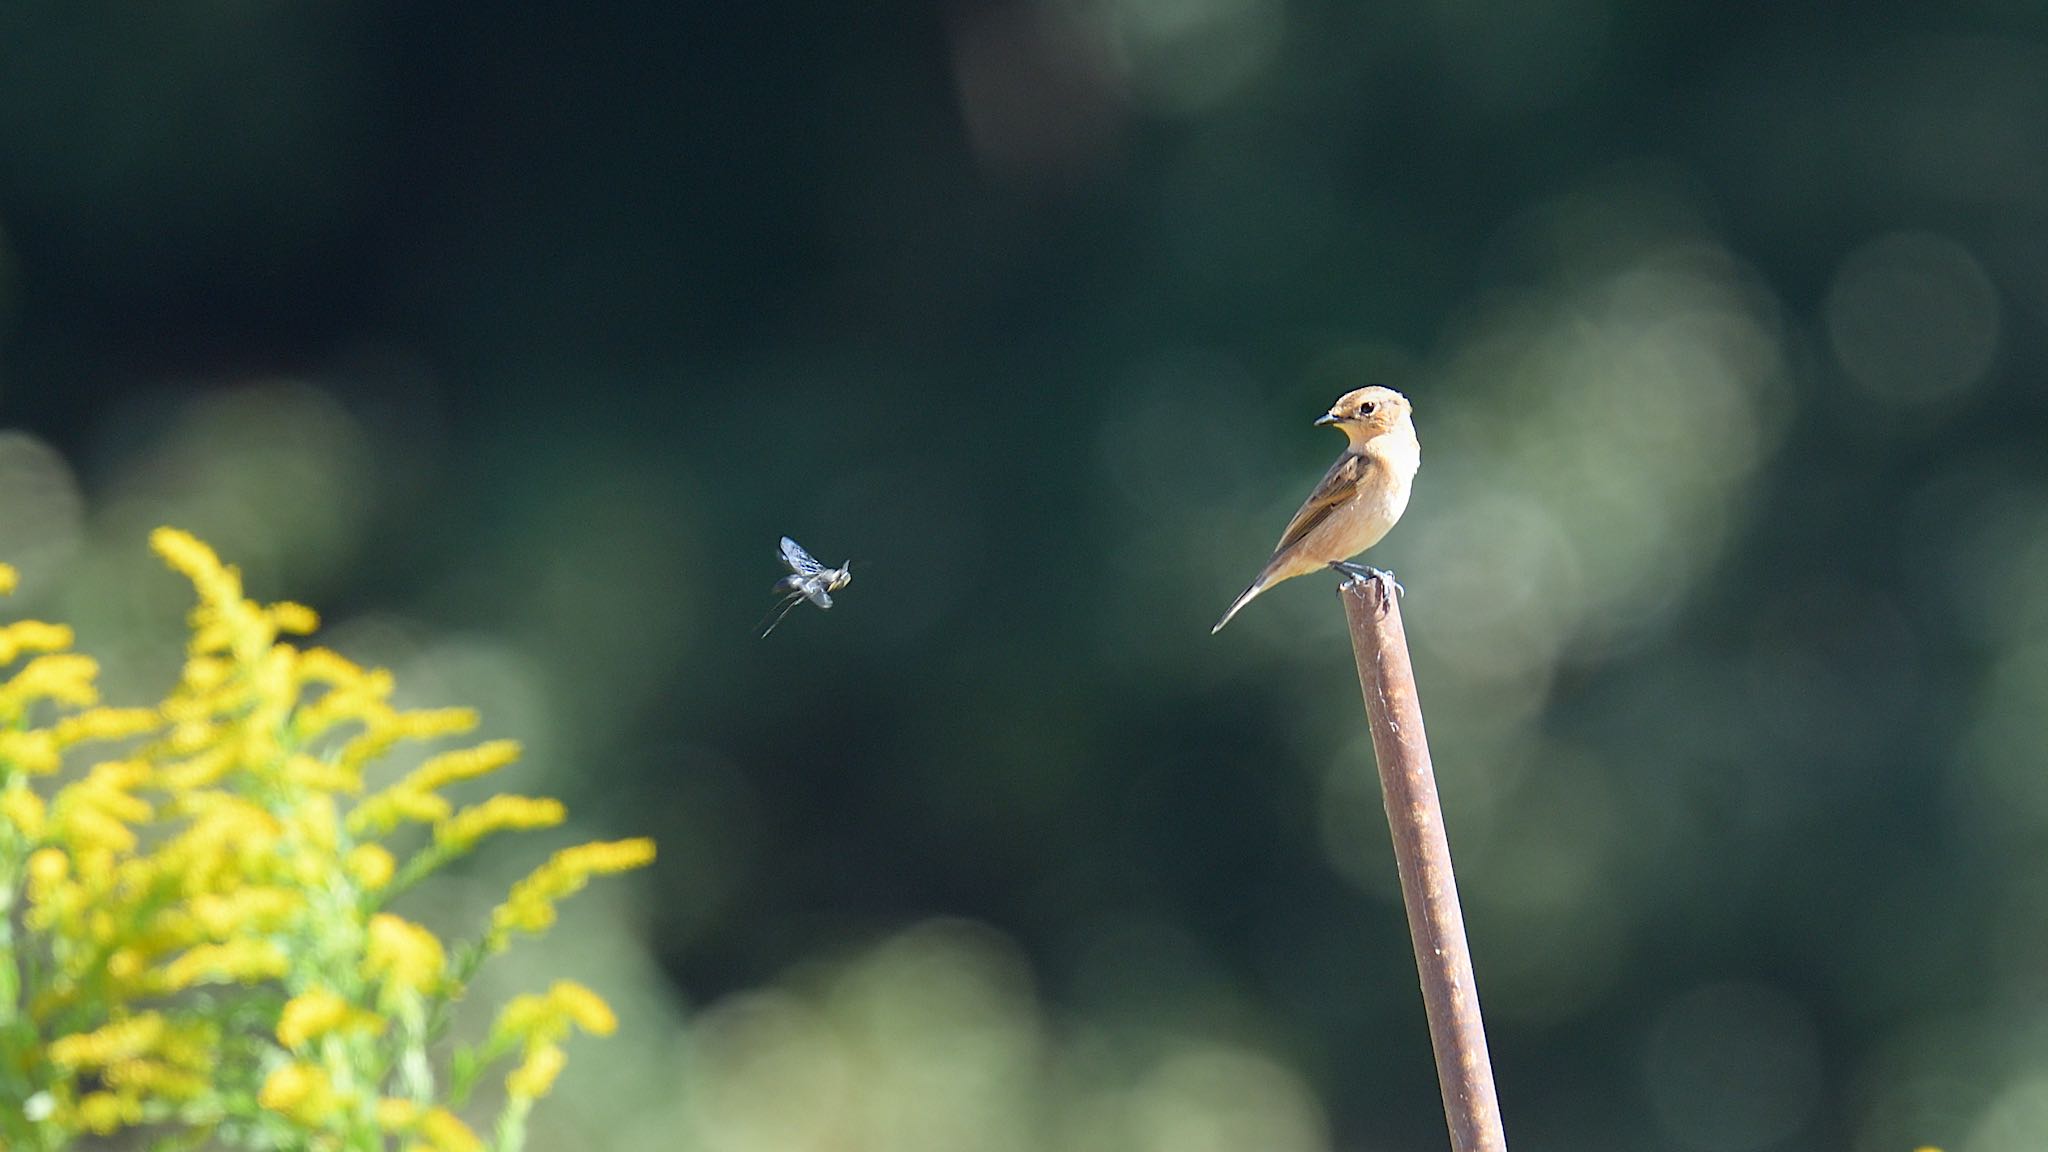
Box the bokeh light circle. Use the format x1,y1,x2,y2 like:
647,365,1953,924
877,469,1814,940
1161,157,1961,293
1644,981,1822,1151
1825,231,2000,405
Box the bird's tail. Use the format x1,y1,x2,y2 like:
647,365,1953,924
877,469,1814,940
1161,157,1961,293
1211,575,1270,634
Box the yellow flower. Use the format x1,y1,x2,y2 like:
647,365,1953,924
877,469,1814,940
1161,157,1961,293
150,529,263,657
47,1015,215,1132
27,845,67,889
0,562,15,594
152,792,283,894
277,988,385,1049
48,1013,166,1068
507,1042,567,1100
295,646,373,686
73,1091,139,1135
186,887,300,938
0,787,46,836
365,913,446,996
269,601,320,634
490,838,655,948
347,787,454,838
52,806,139,856
346,843,397,889
415,1107,484,1152
65,758,152,806
0,529,657,1143
179,655,234,693
493,994,552,1042
0,619,73,664
291,651,397,741
158,939,290,991
284,751,362,793
259,1060,340,1126
434,795,566,853
376,1097,422,1130
149,527,234,598
155,744,236,791
390,708,481,741
154,1018,222,1070
106,949,147,985
94,786,152,823
26,843,67,878
0,728,60,774
0,652,101,714
102,1058,209,1100
45,760,153,862
340,707,479,767
52,706,161,746
406,740,523,794
162,709,221,748
487,981,617,1104
491,982,619,1051
379,1101,485,1152
549,980,619,1035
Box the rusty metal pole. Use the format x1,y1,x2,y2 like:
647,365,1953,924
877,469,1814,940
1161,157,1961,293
1341,574,1506,1152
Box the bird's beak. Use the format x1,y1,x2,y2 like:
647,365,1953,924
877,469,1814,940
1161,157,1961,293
1314,412,1343,426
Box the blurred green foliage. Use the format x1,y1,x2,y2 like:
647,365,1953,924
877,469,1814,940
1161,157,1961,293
4,0,2048,1149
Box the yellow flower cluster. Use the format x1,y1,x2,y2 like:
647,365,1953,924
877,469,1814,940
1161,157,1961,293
276,987,385,1049
490,980,621,1100
0,531,656,1151
366,912,448,998
376,1098,485,1152
490,838,659,949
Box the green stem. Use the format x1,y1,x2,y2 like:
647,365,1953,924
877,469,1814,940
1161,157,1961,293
423,942,489,1050
492,1093,534,1152
374,845,452,910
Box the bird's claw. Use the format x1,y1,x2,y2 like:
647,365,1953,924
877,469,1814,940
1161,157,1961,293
1330,561,1403,598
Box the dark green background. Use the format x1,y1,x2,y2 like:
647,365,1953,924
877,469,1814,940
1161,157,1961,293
4,2,2047,1149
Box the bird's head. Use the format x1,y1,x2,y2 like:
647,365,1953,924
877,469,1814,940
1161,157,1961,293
1315,386,1412,443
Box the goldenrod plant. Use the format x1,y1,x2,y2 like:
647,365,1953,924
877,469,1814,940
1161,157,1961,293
0,529,655,1151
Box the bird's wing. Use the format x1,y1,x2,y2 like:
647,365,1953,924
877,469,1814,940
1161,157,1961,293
1272,451,1372,556
803,584,834,609
780,536,824,576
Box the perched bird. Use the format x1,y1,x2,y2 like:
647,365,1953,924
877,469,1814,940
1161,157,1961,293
760,536,853,637
1212,386,1420,633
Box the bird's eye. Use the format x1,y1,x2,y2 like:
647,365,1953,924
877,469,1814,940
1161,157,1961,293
1359,402,1377,415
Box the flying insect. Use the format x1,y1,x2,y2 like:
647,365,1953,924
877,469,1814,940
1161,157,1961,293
760,536,853,637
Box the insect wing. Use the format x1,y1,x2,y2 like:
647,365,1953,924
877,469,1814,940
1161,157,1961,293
779,536,825,576
762,539,849,635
